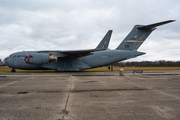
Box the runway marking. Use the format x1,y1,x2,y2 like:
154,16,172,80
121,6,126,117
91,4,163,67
0,77,34,89
127,75,180,100
151,106,175,119
155,90,180,100
0,81,19,88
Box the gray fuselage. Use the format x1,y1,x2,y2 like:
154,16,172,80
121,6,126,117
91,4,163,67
3,50,145,71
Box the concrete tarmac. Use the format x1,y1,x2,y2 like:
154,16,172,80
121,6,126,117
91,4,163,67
0,71,180,120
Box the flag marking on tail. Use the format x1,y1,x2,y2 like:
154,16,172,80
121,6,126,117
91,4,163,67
124,40,144,42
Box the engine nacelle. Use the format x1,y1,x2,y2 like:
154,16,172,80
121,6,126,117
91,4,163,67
24,53,57,64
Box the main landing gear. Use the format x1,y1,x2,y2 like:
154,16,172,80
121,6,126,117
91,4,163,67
11,68,16,73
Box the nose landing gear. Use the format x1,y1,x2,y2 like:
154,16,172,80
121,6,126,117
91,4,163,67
11,68,16,73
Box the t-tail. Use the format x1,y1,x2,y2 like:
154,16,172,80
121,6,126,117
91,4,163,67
116,20,175,50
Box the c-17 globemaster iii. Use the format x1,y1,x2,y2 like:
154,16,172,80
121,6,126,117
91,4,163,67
3,20,175,72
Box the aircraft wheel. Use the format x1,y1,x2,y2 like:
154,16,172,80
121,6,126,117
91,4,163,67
11,69,16,72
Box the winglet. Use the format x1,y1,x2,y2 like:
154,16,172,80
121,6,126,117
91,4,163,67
95,30,113,50
137,20,175,30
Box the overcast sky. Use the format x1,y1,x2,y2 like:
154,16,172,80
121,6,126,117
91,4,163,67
0,0,179,61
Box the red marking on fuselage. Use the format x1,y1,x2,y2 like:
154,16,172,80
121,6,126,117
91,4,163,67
28,53,31,64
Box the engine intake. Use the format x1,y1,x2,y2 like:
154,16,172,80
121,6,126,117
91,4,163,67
24,53,57,64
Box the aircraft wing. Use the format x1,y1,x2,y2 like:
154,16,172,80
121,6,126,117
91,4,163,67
60,30,112,57
38,30,112,58
38,49,100,58
59,49,96,57
95,30,112,50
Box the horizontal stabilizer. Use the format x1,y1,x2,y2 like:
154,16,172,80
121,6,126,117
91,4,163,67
137,20,175,30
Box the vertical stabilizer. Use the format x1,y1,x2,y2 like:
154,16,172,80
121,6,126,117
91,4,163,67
116,20,175,50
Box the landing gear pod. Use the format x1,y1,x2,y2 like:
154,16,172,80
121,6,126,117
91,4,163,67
24,53,57,64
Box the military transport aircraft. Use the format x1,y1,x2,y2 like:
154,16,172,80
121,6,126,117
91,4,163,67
3,20,175,72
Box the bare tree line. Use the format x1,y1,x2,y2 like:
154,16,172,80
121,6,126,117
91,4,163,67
110,60,180,67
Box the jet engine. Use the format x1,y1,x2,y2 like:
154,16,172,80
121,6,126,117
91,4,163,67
24,53,57,64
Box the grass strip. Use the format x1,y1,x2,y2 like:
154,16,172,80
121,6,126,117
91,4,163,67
1,67,180,72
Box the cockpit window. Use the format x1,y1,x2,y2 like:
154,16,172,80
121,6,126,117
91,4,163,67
8,55,12,58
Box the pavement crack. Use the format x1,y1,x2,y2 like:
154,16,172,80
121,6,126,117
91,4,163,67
61,76,74,120
71,88,147,92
